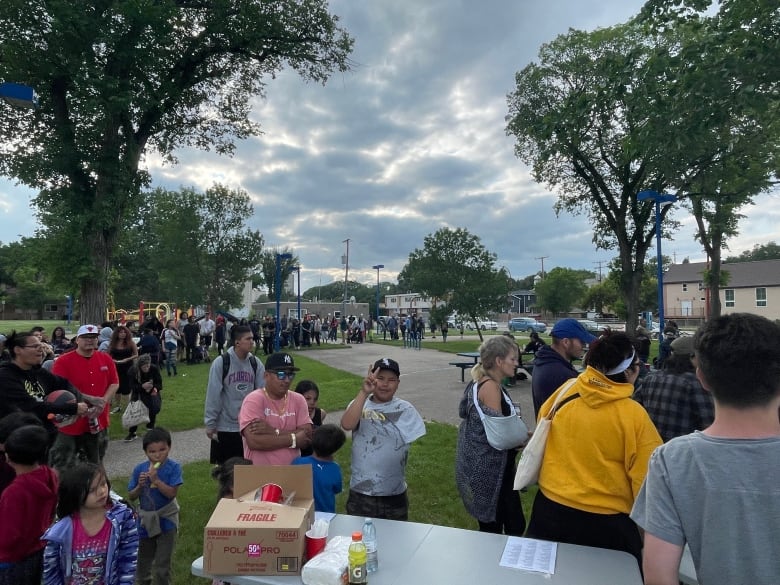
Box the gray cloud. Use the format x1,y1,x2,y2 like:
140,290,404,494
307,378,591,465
2,0,778,294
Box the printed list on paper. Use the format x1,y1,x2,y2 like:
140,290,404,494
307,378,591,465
499,537,557,574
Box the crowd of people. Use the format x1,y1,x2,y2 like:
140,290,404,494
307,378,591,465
456,314,779,584
1,311,778,585
0,319,181,585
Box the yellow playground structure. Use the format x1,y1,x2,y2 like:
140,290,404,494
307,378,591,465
106,301,183,326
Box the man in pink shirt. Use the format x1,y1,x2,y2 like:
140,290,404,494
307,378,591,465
239,352,312,465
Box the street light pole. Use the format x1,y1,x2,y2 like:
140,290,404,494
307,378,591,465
341,238,350,318
638,190,677,334
372,264,384,332
274,252,292,351
296,265,301,320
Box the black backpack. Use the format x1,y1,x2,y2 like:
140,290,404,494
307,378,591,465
221,352,260,382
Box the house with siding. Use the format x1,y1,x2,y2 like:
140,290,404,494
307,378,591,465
663,259,780,321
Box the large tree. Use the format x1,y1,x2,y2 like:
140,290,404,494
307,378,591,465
506,24,676,333
635,5,780,318
0,0,352,324
534,267,590,315
113,184,263,310
398,227,509,340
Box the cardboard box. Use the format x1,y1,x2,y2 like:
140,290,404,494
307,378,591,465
203,465,314,576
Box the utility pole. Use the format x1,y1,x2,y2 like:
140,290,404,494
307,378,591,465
535,256,549,280
592,260,606,283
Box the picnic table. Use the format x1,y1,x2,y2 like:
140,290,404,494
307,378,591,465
449,352,480,382
192,513,644,585
450,351,537,382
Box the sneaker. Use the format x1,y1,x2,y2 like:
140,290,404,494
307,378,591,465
110,407,121,414
123,433,136,442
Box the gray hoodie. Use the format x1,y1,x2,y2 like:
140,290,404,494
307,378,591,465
204,347,265,432
98,327,113,352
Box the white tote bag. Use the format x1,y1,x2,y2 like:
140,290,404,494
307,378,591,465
514,379,579,490
122,399,150,429
472,382,529,450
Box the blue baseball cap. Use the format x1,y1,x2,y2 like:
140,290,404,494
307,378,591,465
551,319,597,344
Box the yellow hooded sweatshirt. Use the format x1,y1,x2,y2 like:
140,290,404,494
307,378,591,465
537,366,662,515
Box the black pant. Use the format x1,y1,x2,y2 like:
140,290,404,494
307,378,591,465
526,489,643,567
0,548,43,585
346,490,409,521
209,431,245,464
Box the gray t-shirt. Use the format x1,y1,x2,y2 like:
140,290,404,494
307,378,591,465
631,431,780,585
349,396,426,496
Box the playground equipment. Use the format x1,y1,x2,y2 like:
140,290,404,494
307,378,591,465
107,301,179,326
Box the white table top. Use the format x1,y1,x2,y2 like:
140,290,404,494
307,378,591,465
192,514,642,585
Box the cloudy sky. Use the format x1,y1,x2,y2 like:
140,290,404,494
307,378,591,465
1,0,778,294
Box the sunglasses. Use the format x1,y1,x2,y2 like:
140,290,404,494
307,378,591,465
272,371,296,381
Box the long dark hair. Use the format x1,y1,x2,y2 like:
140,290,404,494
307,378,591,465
57,462,109,519
109,325,137,352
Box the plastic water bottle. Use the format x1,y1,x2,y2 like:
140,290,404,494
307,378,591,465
362,518,378,573
348,531,367,585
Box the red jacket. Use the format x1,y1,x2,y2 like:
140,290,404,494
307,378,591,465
0,465,58,562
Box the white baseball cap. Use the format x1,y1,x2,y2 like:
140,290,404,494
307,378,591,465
77,324,100,337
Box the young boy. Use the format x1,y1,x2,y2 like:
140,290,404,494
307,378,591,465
0,412,43,498
631,313,780,585
340,358,426,520
0,425,58,585
292,424,346,513
127,427,183,585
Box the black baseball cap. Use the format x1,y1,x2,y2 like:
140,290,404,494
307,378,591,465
265,352,300,371
373,358,400,377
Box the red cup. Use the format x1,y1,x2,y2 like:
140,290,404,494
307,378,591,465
305,530,327,560
259,483,283,503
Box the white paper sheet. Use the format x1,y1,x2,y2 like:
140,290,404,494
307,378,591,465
314,511,336,523
499,537,557,574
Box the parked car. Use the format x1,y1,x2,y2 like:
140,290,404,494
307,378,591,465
508,317,547,333
465,319,498,331
577,319,603,334
446,315,463,329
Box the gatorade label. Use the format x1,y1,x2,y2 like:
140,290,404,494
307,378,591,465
350,563,366,584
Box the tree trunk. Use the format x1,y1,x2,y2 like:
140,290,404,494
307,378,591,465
709,232,723,318
622,269,643,334
79,230,113,325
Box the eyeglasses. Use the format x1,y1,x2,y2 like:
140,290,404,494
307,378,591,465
273,371,296,381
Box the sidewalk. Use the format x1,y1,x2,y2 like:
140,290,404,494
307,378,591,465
103,341,535,479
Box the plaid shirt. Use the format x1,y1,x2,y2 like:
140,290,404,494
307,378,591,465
633,370,714,442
